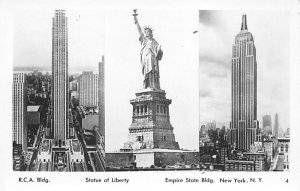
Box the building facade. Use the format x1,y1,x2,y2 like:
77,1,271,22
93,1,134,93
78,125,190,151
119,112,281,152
275,138,289,171
225,159,255,171
51,10,69,144
77,106,99,131
122,90,179,150
243,153,266,171
262,115,272,136
229,15,259,151
98,56,105,160
70,80,78,91
274,113,279,138
79,71,99,106
13,73,27,151
27,105,42,125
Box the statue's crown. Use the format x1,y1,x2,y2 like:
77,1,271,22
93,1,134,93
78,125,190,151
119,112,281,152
143,26,153,33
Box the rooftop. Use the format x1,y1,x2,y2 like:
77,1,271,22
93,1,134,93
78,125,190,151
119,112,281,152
39,162,48,171
278,138,290,142
73,162,84,171
274,155,285,171
71,140,81,152
41,140,50,152
226,159,255,164
243,152,265,156
108,148,197,154
78,106,99,117
27,105,41,112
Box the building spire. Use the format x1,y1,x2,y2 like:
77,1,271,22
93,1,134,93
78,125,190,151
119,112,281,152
241,14,248,31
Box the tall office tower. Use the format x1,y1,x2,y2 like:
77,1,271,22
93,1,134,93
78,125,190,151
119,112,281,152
79,71,99,106
229,15,259,151
96,56,105,170
98,56,105,140
286,127,290,138
51,10,69,144
12,73,27,151
199,124,206,138
274,113,279,138
69,80,78,91
262,115,272,136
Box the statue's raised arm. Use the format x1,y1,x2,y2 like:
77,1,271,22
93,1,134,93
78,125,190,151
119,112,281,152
133,10,144,41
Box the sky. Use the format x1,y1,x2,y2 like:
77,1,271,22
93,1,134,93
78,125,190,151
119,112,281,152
199,10,290,132
13,9,199,151
14,9,105,72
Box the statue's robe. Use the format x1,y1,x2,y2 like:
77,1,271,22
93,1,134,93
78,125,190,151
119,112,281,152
139,35,163,89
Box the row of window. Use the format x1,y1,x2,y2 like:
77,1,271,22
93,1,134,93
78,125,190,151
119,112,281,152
157,105,168,114
133,104,168,115
280,144,289,152
133,105,149,116
135,105,148,115
136,135,167,142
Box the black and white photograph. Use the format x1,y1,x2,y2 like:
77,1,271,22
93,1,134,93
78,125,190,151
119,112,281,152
0,0,300,191
104,9,198,170
12,9,105,172
199,10,290,171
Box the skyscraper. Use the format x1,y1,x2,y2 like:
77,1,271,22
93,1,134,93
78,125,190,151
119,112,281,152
275,113,279,138
98,56,105,143
96,56,105,168
79,71,98,106
12,73,27,151
51,10,69,145
262,115,272,136
230,14,259,151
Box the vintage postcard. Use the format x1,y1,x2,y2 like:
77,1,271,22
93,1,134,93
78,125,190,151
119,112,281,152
0,0,299,191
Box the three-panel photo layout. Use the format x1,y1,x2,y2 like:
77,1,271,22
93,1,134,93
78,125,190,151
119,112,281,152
12,9,290,172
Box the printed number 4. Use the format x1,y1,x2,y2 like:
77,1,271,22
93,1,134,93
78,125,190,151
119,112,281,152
286,179,289,183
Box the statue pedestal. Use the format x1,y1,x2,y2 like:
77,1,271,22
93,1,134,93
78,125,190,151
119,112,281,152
121,88,179,151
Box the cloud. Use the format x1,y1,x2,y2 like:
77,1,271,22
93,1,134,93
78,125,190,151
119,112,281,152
200,89,212,98
199,10,224,30
199,57,230,80
199,11,218,26
208,70,228,78
200,55,231,69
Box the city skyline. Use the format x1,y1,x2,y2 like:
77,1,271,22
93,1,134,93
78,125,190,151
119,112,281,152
199,11,290,132
199,11,290,170
12,9,106,172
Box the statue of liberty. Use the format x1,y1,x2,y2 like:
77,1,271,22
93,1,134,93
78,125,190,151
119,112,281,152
133,10,163,90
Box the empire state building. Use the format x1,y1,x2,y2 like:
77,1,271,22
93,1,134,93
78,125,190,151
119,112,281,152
229,14,259,151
